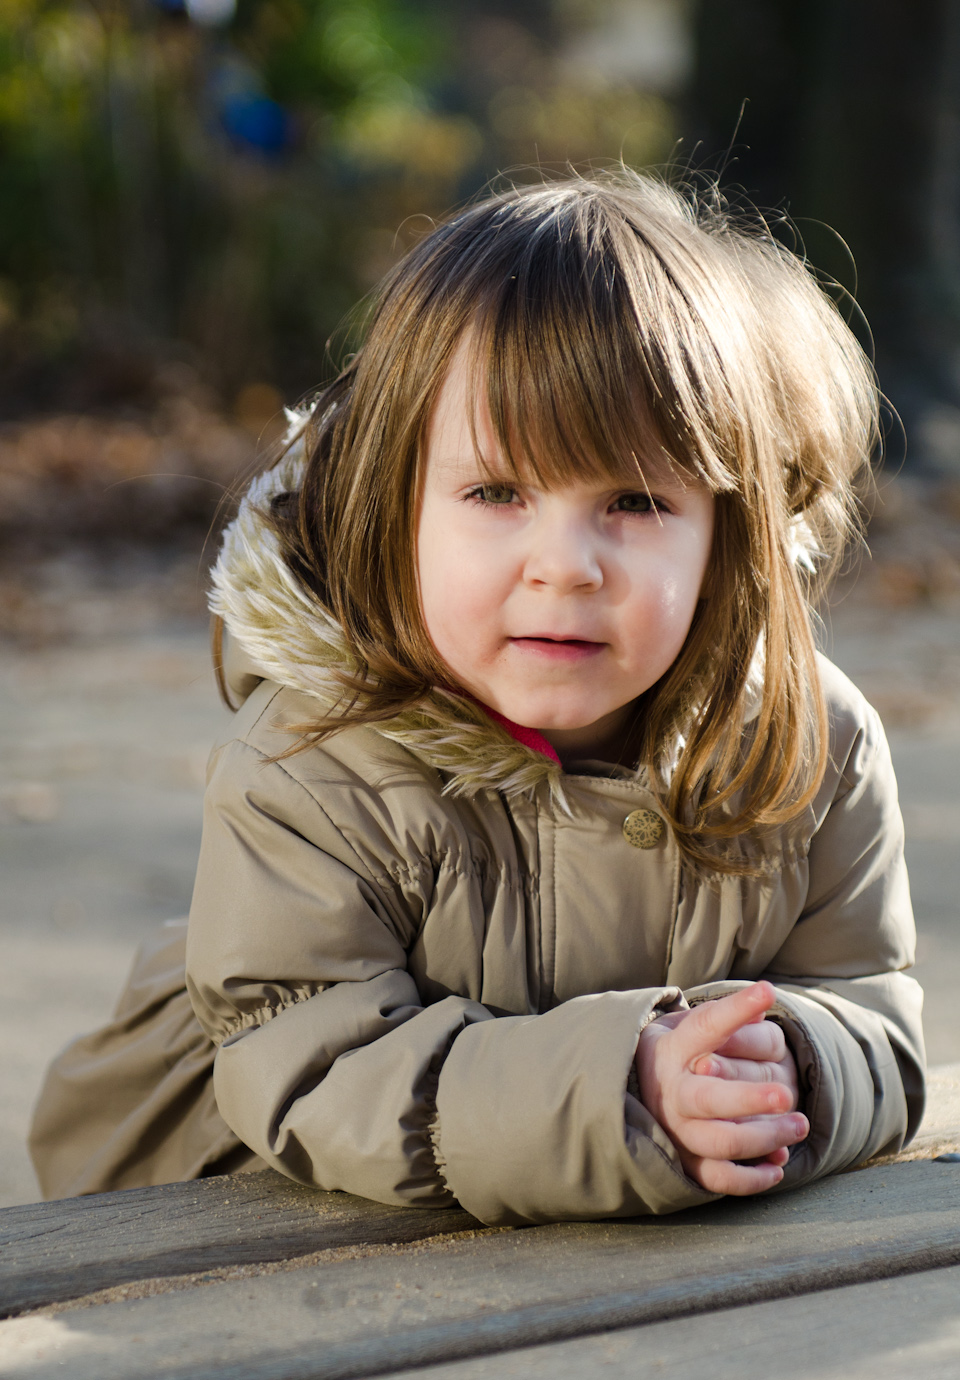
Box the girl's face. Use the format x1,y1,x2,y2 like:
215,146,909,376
416,345,716,761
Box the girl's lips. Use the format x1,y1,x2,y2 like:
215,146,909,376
509,636,606,662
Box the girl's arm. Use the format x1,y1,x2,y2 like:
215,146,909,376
681,666,925,1189
186,709,716,1227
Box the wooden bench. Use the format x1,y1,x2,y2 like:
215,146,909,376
2,1064,959,1380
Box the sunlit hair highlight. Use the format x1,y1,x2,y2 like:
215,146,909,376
217,170,878,874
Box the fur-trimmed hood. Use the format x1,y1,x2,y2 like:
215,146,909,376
209,416,805,802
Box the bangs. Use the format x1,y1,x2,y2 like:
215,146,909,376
450,187,740,497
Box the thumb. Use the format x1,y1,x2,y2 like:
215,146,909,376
671,982,777,1066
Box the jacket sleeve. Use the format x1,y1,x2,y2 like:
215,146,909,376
685,692,925,1189
187,737,715,1224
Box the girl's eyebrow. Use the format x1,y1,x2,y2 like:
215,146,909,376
433,448,513,477
432,452,505,476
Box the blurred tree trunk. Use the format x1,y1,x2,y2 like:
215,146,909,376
685,0,960,468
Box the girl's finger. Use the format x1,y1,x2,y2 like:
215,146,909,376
677,1074,794,1122
692,1053,790,1085
715,1020,786,1064
672,983,777,1066
691,1155,785,1196
680,1110,807,1163
739,1146,790,1169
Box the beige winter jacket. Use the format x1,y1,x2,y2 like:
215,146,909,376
30,455,925,1223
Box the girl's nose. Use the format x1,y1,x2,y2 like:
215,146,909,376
522,512,604,593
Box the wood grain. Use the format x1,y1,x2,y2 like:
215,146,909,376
0,1170,480,1317
2,1161,960,1379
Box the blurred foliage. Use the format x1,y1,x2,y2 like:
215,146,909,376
0,0,677,417
0,0,467,408
684,0,960,470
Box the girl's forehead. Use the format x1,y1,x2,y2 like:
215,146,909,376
429,341,490,432
427,343,693,491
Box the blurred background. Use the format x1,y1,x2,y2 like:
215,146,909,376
3,0,960,1206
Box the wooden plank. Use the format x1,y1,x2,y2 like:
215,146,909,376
373,1263,960,1379
3,1159,960,1380
3,1064,958,1327
0,1171,481,1318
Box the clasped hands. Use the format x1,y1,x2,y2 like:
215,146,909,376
635,981,807,1196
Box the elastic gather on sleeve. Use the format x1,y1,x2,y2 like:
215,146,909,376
214,983,330,1046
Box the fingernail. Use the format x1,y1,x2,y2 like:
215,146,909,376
699,1058,718,1077
792,1115,809,1139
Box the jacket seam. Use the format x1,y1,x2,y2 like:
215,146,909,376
203,685,285,769
384,855,527,889
535,794,543,1010
560,775,654,799
215,986,326,1046
226,737,408,905
829,715,882,807
423,1024,474,1196
548,810,558,1008
239,683,286,740
227,703,838,876
224,738,531,900
423,1077,451,1194
661,844,683,985
272,757,383,885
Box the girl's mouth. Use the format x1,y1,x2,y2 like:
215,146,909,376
510,637,606,662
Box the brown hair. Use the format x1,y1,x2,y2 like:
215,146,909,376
215,170,877,873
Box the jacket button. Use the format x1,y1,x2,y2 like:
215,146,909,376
622,808,665,849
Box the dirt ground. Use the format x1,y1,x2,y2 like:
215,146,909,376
2,475,960,1209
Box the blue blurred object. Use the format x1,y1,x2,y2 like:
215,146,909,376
206,54,291,157
220,94,290,154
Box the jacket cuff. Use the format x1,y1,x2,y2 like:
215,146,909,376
767,984,910,1180
434,987,719,1226
685,979,908,1185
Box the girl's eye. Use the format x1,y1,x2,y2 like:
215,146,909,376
467,483,518,507
613,491,663,515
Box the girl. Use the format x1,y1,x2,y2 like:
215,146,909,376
31,172,924,1224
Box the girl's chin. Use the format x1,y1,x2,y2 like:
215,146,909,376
491,696,628,735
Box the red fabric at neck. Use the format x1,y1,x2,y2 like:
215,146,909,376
482,707,562,764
